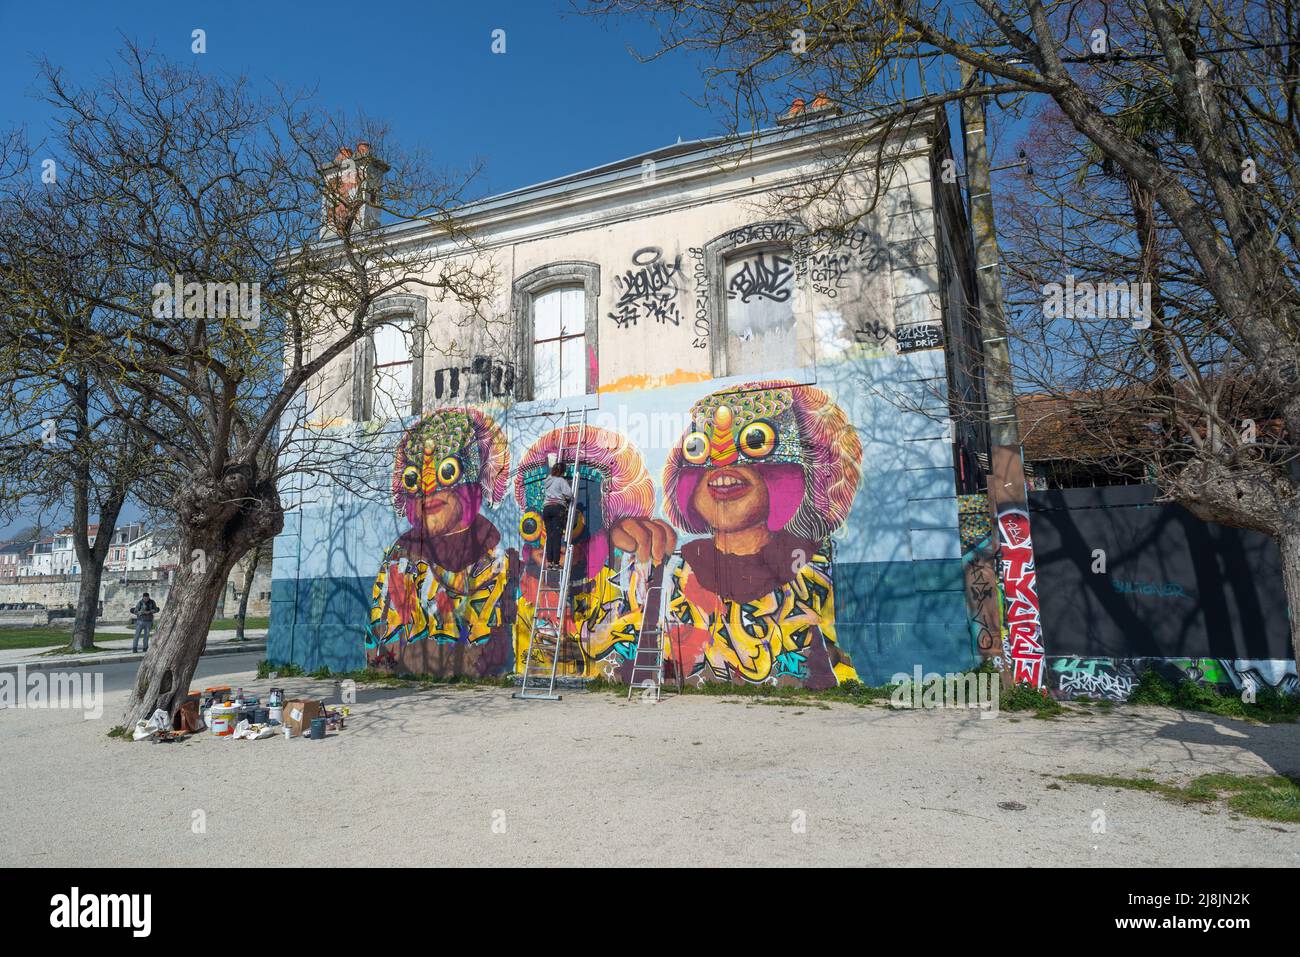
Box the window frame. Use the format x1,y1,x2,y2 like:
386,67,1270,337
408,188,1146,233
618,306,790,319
703,221,805,378
351,294,427,422
511,262,601,401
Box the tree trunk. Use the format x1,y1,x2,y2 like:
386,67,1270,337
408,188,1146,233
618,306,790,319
123,466,282,726
69,494,124,653
70,563,103,651
1278,524,1300,679
126,544,235,724
234,545,262,642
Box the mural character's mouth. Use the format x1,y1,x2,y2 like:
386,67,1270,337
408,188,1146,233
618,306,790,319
706,469,750,501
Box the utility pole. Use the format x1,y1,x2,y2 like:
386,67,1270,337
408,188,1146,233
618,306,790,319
959,61,1046,690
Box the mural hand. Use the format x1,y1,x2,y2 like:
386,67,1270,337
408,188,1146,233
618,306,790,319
609,517,677,566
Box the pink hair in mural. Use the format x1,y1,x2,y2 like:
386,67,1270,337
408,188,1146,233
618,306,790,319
515,423,655,579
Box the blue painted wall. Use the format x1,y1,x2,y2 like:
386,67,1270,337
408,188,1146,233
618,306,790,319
268,349,975,684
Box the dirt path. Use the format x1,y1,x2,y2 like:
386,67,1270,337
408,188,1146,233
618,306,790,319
1,665,1296,866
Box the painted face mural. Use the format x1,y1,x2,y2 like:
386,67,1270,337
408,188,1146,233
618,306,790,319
365,408,517,677
662,380,863,689
512,424,675,679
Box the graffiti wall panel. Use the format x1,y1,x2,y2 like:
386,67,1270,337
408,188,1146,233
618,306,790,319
364,409,519,678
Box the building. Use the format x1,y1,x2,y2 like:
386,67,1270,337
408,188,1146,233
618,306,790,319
104,523,145,572
0,540,34,579
267,104,990,688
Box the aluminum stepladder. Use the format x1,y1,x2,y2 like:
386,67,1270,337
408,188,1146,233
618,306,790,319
514,407,587,701
626,553,685,702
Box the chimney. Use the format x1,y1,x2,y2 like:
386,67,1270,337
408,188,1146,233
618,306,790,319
320,142,389,238
777,92,838,126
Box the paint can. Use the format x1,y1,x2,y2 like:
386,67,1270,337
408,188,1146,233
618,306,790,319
309,717,326,740
250,706,270,724
269,706,283,724
268,687,284,708
209,703,238,737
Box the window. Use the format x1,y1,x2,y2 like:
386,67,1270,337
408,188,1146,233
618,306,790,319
511,262,600,400
370,317,413,422
351,295,427,422
703,222,803,378
531,286,586,401
722,246,797,375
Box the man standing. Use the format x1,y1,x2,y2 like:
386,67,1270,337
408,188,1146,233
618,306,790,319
131,592,159,653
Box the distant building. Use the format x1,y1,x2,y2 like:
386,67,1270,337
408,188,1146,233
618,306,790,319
124,528,179,576
104,523,145,572
0,540,34,579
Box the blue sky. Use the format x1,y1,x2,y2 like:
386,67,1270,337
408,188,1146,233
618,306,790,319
0,0,730,537
0,0,1027,538
0,0,723,199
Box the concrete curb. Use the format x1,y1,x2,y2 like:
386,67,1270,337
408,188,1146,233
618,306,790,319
0,641,267,675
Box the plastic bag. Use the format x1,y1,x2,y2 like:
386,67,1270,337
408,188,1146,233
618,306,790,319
132,708,171,741
232,719,276,740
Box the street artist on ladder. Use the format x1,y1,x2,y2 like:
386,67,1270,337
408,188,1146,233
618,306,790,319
541,461,574,570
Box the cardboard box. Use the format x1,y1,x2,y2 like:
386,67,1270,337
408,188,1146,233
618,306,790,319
281,699,322,737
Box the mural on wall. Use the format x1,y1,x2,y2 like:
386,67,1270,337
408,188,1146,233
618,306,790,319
958,494,1003,670
998,507,1044,686
1046,655,1299,701
365,408,518,677
512,424,667,679
990,445,1045,687
261,215,975,684
662,380,863,689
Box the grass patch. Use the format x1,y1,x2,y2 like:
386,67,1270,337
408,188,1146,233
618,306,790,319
1001,681,1065,716
584,674,897,707
0,626,81,650
106,725,130,740
212,616,269,631
1127,670,1299,723
255,659,513,690
1060,771,1300,822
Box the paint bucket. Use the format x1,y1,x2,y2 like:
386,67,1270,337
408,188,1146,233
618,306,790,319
268,687,285,708
309,717,326,740
251,707,270,725
209,703,238,737
269,706,283,724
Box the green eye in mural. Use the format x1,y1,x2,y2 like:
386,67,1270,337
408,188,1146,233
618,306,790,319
682,431,710,465
401,466,420,491
739,420,777,459
520,511,543,542
437,456,462,486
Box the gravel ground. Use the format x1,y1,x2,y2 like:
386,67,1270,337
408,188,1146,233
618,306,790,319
2,663,1297,867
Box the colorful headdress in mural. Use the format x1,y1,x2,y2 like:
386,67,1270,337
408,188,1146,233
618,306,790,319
663,380,862,542
392,408,510,526
515,424,656,574
514,425,655,519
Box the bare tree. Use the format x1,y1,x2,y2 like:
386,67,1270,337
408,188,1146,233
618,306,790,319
582,0,1300,671
1,44,496,724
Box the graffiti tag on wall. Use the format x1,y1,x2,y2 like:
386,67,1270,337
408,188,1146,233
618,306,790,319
998,508,1045,686
432,355,516,402
686,246,709,348
610,247,683,328
727,250,794,303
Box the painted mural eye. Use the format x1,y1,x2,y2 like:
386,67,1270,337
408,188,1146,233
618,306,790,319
520,511,543,543
436,456,462,486
682,431,710,465
739,420,777,459
401,466,420,491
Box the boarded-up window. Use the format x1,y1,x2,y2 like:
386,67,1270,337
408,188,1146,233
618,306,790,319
724,246,796,374
532,286,585,400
